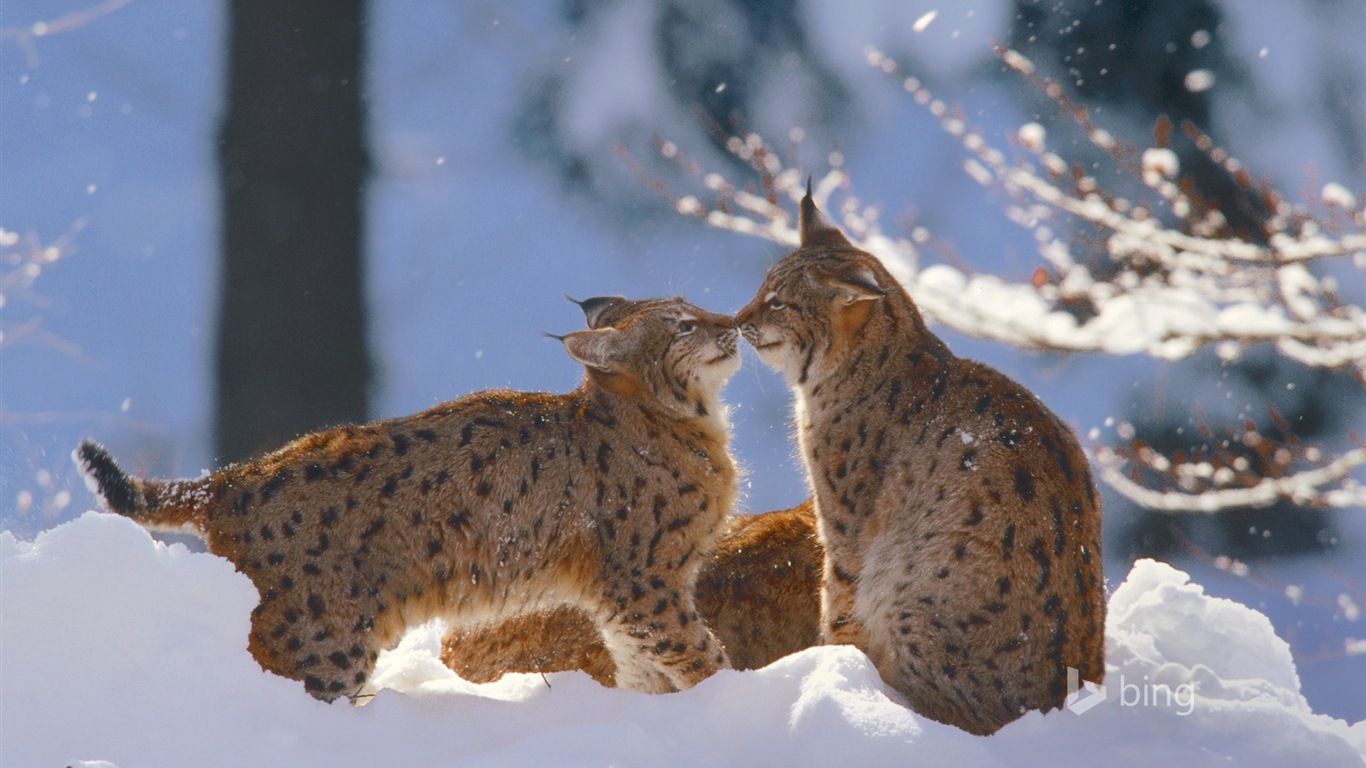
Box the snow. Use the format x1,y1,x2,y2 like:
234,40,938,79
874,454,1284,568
3,512,1363,767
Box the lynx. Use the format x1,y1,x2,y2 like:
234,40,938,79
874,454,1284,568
439,296,823,685
77,296,741,700
441,500,821,684
734,189,1106,735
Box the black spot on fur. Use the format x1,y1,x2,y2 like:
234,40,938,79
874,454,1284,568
231,491,255,517
260,469,292,502
1051,498,1066,556
1014,467,1035,502
960,449,977,470
1030,537,1052,592
886,379,902,412
1002,524,1016,558
360,519,386,540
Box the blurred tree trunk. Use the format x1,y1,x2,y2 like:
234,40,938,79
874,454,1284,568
216,0,371,463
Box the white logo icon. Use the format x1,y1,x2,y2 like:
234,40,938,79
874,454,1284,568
1065,667,1107,715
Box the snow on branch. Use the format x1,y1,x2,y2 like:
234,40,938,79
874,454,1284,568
649,48,1365,513
654,48,1366,375
1098,442,1366,514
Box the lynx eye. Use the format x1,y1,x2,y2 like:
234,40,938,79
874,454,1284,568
764,291,786,311
676,319,696,335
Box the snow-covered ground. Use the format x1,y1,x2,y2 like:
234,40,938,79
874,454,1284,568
3,512,1362,767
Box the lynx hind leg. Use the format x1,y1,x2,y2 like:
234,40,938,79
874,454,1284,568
247,590,386,702
595,592,729,693
440,607,619,688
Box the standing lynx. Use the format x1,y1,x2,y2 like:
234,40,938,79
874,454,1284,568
440,297,824,684
735,190,1105,734
441,500,822,684
77,296,740,700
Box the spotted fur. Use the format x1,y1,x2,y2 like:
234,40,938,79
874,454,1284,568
734,190,1106,735
76,297,741,700
441,500,822,683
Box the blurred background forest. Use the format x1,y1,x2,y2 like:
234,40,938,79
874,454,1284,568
2,0,1362,719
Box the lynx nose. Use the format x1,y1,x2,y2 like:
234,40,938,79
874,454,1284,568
735,302,756,327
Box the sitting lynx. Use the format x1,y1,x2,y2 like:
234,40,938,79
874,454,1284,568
442,500,821,684
735,188,1105,735
77,296,740,700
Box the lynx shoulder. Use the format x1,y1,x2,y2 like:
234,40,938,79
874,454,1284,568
77,297,741,700
735,190,1105,735
442,500,821,683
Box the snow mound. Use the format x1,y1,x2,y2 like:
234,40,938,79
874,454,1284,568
3,513,1363,767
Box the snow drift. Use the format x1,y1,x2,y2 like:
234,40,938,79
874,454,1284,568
3,512,1363,767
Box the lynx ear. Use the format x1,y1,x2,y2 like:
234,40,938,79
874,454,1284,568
816,263,887,304
561,328,625,371
800,177,855,250
567,295,628,329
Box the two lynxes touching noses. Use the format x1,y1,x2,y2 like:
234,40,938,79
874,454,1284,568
79,188,1104,735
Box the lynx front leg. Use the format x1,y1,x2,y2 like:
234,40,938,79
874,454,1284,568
596,592,729,693
820,559,869,649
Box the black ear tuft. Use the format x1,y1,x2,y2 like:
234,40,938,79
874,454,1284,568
567,295,629,329
799,183,855,250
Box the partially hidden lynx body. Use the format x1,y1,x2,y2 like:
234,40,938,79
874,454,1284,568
735,191,1106,735
77,296,740,700
442,500,822,684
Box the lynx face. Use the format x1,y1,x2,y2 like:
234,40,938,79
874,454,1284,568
736,252,888,389
565,297,740,420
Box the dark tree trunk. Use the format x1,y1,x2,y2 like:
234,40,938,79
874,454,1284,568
216,0,371,463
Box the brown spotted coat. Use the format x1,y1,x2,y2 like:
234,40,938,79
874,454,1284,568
734,192,1106,735
77,297,741,700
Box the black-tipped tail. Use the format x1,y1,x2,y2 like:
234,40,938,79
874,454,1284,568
74,440,138,516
